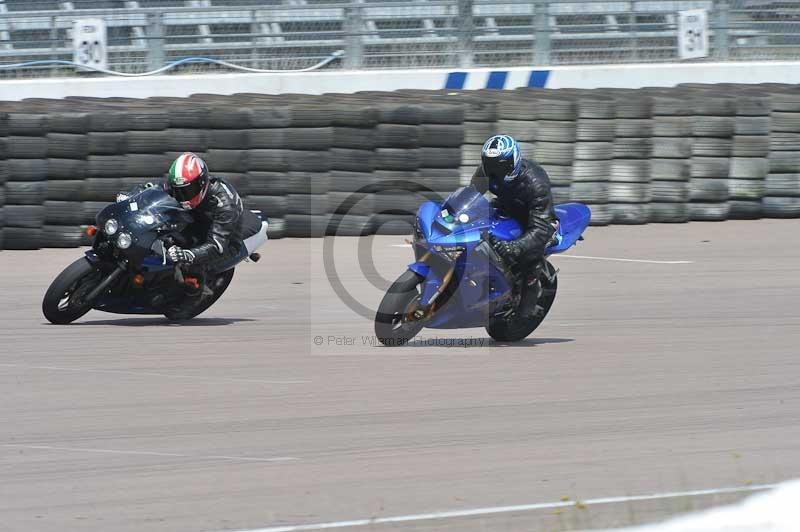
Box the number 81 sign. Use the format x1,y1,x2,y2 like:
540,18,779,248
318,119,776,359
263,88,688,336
73,18,108,71
678,9,709,60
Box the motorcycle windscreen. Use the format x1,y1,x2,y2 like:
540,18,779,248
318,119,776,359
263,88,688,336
121,187,193,231
440,186,493,224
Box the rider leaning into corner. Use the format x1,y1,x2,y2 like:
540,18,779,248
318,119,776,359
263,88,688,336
122,152,263,315
471,134,558,318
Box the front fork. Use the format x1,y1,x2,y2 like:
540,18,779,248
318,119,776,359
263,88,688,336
407,251,456,322
81,259,127,305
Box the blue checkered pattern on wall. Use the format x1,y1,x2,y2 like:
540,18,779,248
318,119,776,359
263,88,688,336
444,70,550,90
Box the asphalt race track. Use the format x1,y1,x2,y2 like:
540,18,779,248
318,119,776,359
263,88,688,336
2,219,799,532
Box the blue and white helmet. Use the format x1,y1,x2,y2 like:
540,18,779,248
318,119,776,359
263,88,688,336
481,134,522,184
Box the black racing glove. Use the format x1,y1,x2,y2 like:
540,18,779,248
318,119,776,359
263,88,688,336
167,245,196,264
488,234,523,263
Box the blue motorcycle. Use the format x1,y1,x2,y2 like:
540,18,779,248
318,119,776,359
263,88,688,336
374,185,591,345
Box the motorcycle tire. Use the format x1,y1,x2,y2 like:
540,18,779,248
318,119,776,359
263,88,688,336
42,258,98,324
486,261,558,343
374,270,425,347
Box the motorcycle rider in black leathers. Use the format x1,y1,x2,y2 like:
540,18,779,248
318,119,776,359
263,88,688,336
123,152,260,315
162,152,247,267
471,135,558,317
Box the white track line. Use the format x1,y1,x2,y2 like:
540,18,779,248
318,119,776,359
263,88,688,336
217,483,776,532
1,444,297,463
0,363,309,385
556,254,693,264
391,244,692,264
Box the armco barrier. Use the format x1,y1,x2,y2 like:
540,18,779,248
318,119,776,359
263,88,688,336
1,84,800,250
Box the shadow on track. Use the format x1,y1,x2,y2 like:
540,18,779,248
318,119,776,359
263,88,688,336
489,337,574,347
396,337,574,349
57,317,256,327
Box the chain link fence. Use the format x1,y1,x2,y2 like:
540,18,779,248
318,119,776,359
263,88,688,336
0,0,798,76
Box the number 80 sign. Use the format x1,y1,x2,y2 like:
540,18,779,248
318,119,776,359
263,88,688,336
73,18,108,71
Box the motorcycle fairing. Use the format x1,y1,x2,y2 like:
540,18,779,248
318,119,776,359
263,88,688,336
548,203,592,254
410,186,590,329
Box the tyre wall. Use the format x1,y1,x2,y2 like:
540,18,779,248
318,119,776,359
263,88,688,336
0,84,799,249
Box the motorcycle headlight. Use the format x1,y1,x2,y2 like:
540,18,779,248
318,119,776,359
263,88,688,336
138,214,156,226
104,218,119,236
116,232,132,250
432,244,465,262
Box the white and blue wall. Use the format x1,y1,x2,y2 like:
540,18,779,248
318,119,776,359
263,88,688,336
2,60,800,100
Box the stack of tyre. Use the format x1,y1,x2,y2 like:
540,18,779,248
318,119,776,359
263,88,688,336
5,86,800,253
456,95,498,185
369,101,424,236
610,91,662,223
203,98,252,220
3,109,48,250
43,108,89,248
322,95,377,237
182,94,290,238
91,106,169,239
728,90,771,219
0,111,6,250
417,102,463,206
157,96,214,214
325,95,377,237
765,91,800,218
395,90,493,188
496,92,538,176
516,93,573,208
497,89,575,203
460,92,497,186
642,93,687,223
647,94,694,224
688,93,736,222
278,101,330,237
573,94,625,224
559,95,610,225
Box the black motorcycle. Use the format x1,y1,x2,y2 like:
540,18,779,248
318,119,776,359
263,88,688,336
42,186,267,324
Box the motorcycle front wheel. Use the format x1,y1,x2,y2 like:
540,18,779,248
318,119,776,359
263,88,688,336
42,258,100,324
374,270,425,347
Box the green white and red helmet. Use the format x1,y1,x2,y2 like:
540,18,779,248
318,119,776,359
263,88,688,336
167,152,209,209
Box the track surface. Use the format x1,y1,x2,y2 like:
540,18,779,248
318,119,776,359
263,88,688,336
2,220,800,532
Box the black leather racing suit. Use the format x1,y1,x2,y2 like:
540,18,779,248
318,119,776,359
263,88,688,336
183,177,245,267
471,158,558,269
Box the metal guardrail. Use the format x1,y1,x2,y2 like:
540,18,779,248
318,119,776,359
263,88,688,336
0,0,798,76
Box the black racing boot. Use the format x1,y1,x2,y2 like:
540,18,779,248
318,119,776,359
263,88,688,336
515,262,544,320
166,271,213,320
182,272,214,304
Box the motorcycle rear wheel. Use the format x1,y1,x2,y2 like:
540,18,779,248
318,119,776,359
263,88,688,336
164,268,235,321
374,270,425,346
485,261,558,342
42,258,99,324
